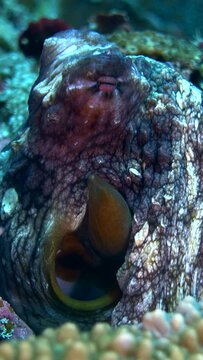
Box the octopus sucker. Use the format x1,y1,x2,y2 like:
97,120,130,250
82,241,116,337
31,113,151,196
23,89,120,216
0,29,202,333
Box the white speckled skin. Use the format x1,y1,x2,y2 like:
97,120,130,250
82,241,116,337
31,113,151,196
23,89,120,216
0,30,202,332
112,69,203,325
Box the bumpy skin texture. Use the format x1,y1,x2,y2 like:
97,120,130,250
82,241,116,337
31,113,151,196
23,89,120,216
0,30,202,333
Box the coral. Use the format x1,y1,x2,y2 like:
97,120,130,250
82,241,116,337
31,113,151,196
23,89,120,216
0,52,37,139
108,30,203,90
59,0,203,37
89,12,132,34
0,297,33,340
0,0,60,47
0,0,59,53
0,0,61,142
0,0,31,52
19,18,70,58
0,297,203,358
108,30,202,71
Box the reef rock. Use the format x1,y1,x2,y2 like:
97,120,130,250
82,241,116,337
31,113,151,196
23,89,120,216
0,297,33,340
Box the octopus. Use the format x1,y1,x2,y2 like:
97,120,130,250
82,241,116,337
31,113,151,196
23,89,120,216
0,29,202,334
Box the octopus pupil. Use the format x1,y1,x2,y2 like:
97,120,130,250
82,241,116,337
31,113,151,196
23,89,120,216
56,252,86,270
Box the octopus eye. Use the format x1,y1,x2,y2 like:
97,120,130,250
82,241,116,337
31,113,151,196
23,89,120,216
97,76,118,93
43,175,131,312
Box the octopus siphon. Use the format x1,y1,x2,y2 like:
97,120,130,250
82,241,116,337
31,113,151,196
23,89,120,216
0,29,202,333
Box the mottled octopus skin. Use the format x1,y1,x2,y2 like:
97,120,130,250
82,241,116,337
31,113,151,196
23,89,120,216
0,29,202,333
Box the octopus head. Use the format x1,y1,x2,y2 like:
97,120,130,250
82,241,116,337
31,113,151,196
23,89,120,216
28,30,147,156
8,30,150,331
26,30,145,323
